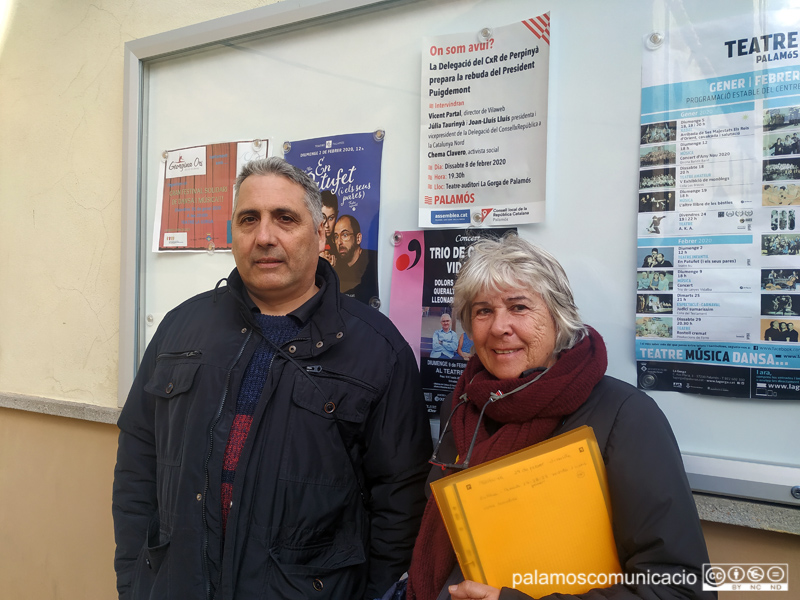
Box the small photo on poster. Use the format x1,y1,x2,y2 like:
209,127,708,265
761,233,800,255
640,121,677,144
642,213,669,235
761,318,800,342
760,268,800,290
420,308,473,361
762,131,800,157
640,144,676,167
763,157,800,182
762,183,800,206
760,293,800,317
763,106,800,132
636,294,673,314
639,191,676,213
638,246,675,268
636,316,673,338
637,270,673,291
767,208,797,231
639,167,676,190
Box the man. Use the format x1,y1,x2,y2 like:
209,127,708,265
429,313,458,359
319,190,338,266
112,158,431,600
647,215,665,234
656,252,673,268
333,214,378,304
765,320,780,341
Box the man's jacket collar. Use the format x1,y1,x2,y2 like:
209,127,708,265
222,258,347,358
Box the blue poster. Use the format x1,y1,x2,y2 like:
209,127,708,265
637,11,800,399
284,132,384,306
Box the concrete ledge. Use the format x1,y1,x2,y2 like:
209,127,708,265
695,493,800,535
0,392,120,425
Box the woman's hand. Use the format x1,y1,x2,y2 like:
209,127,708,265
448,580,501,600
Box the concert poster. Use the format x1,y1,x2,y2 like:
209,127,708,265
390,227,515,416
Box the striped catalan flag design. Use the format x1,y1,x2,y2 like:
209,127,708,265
522,13,550,45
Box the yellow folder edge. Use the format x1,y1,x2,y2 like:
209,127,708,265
430,426,622,595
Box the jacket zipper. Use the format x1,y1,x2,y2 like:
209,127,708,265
304,365,379,394
202,331,251,600
156,350,202,360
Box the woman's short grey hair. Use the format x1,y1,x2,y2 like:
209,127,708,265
453,234,587,354
233,157,324,229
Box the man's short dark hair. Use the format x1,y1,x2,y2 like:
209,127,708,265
321,190,338,213
337,214,361,237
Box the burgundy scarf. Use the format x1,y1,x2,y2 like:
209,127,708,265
406,326,608,600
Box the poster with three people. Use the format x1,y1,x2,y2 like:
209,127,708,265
284,132,384,306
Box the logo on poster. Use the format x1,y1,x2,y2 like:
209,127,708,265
166,147,207,178
431,210,471,225
395,238,422,272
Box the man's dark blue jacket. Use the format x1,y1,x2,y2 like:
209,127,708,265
113,259,432,600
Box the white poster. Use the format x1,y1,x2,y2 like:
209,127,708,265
418,14,550,228
636,12,800,399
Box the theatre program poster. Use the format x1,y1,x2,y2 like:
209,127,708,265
285,132,383,305
153,140,268,252
636,12,800,399
390,228,515,416
419,15,550,228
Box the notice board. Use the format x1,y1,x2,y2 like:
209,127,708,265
119,0,800,505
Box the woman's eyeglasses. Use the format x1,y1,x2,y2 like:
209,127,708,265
428,394,497,471
428,368,550,472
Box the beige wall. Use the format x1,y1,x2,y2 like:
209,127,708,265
704,521,800,599
0,408,119,598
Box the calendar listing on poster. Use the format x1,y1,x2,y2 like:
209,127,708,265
676,244,750,267
673,267,759,293
672,316,753,342
675,184,756,209
678,118,751,142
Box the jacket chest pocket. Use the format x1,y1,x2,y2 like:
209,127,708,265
279,370,375,487
144,358,201,467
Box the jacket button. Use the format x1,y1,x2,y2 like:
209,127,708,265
312,578,324,591
324,402,336,414
336,332,343,339
196,493,202,501
146,558,152,569
165,382,174,393
288,345,297,354
315,341,324,349
241,328,247,334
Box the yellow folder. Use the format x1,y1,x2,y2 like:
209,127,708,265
430,426,621,597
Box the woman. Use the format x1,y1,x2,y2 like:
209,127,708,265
457,330,474,360
406,235,712,600
657,271,670,291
